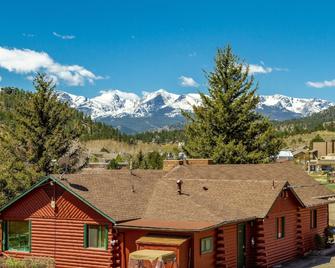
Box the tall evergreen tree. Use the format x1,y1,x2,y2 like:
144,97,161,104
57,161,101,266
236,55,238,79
0,74,84,205
183,46,282,163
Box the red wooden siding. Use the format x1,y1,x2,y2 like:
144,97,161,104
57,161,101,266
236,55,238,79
262,209,298,267
1,183,115,268
254,190,329,268
216,222,254,268
298,205,328,252
193,229,216,268
256,190,300,267
215,224,237,268
2,185,105,221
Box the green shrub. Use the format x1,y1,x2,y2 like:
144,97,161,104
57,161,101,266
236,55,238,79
115,154,123,163
90,155,99,163
314,234,326,250
107,159,120,170
0,257,54,268
132,150,164,169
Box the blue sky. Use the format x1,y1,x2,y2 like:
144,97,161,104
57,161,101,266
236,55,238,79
0,0,335,100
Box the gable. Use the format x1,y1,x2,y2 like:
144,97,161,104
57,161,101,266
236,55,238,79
1,180,110,222
266,187,303,216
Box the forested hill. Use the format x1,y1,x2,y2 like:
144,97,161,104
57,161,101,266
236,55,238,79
276,105,335,136
134,105,335,143
0,87,132,143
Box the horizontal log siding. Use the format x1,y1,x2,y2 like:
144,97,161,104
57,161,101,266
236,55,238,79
221,224,237,268
1,184,115,268
263,209,298,267
300,205,328,252
259,190,302,267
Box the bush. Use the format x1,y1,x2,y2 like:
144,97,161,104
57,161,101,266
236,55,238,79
89,155,99,163
0,257,55,268
107,159,120,170
132,150,164,169
314,234,326,250
115,154,123,163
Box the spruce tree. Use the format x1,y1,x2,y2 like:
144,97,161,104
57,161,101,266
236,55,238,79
183,46,282,163
0,73,84,205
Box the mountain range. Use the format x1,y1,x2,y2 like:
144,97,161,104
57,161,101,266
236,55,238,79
58,90,334,133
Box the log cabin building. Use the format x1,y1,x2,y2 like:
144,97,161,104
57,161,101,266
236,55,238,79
0,161,334,268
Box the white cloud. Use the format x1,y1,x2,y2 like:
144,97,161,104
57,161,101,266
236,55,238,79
306,79,335,88
248,64,273,75
244,62,288,75
0,46,102,86
179,76,199,87
53,32,76,40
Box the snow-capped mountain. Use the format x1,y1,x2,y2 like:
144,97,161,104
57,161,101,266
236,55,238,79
58,90,334,133
258,94,333,121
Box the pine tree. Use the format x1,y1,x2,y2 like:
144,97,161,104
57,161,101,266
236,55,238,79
0,73,84,205
183,46,283,163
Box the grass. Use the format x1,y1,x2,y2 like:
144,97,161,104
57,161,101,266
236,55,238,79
83,139,179,160
309,173,335,192
284,130,335,149
326,184,335,191
0,257,54,268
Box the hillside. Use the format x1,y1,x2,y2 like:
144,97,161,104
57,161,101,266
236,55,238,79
283,130,335,149
276,105,335,136
84,139,178,161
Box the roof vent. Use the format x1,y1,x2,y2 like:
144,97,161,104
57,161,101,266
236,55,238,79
176,179,183,195
203,186,208,191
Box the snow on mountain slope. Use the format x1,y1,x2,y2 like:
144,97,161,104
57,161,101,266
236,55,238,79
58,90,334,133
258,94,332,116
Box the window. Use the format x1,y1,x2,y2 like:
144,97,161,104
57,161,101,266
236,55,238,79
276,217,285,239
84,224,108,249
310,209,317,229
2,220,31,252
200,236,213,254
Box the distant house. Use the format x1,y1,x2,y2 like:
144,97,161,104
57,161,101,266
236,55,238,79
313,140,335,159
292,148,318,164
276,150,294,161
308,140,335,171
309,155,335,172
0,161,334,268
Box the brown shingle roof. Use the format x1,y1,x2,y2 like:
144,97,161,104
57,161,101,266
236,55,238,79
58,169,165,222
54,163,335,227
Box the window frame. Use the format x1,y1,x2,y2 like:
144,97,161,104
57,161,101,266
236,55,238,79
200,236,213,254
310,209,317,229
276,216,285,239
83,224,108,250
2,220,31,252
